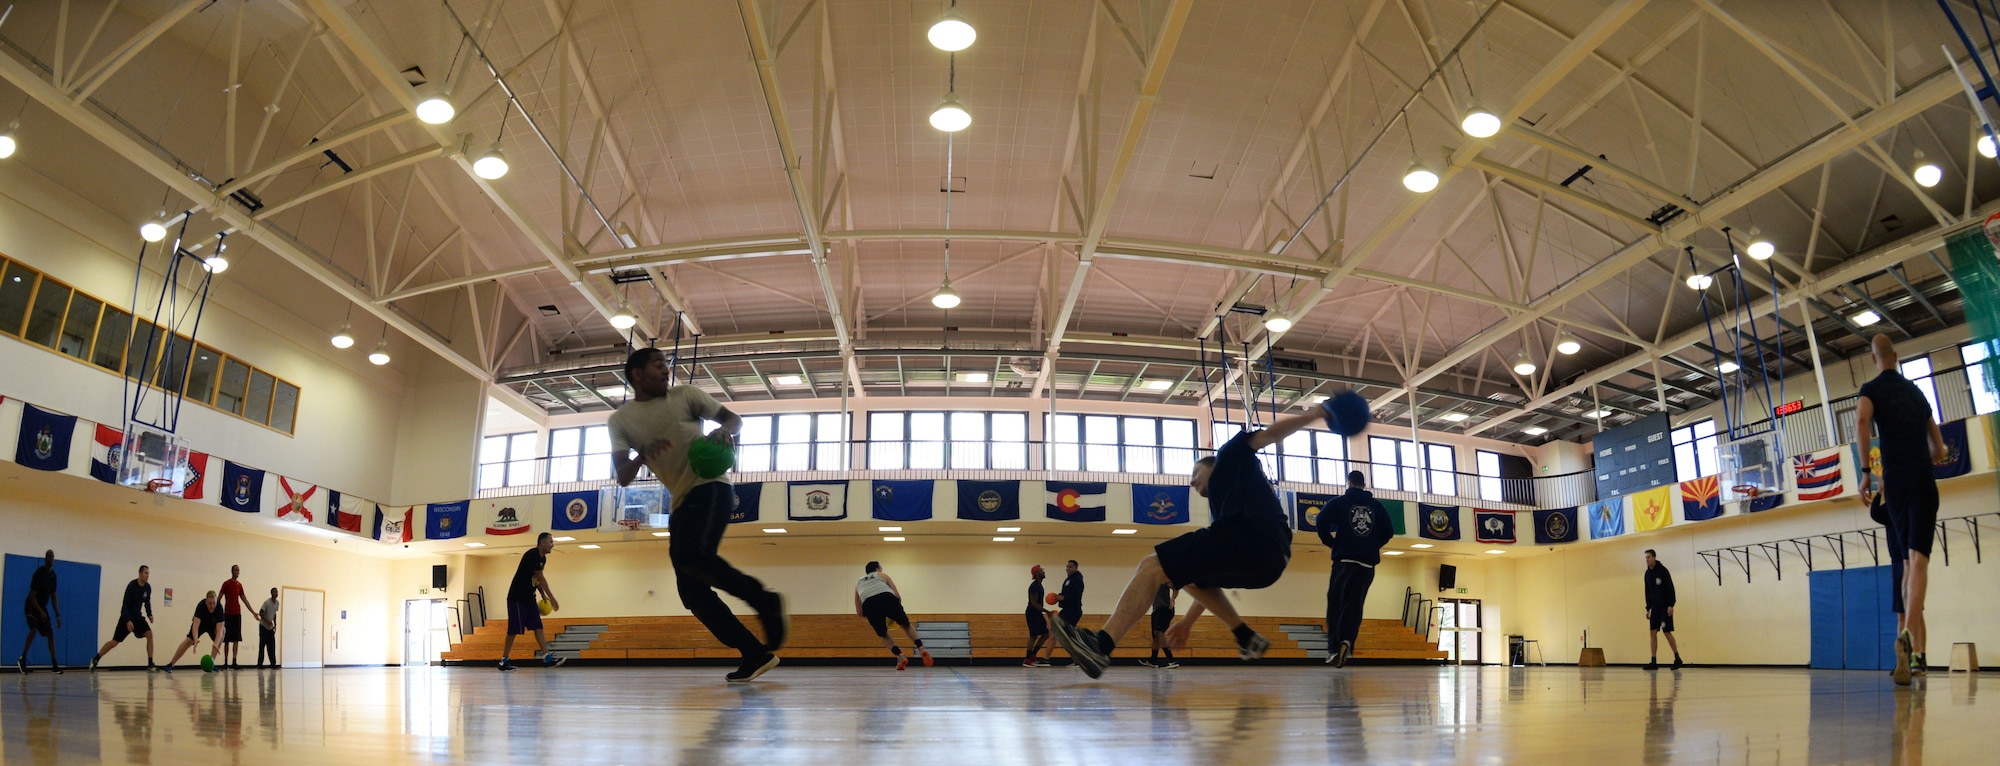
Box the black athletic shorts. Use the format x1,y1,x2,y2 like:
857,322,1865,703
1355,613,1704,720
22,604,52,637
1649,610,1674,633
1151,609,1175,634
188,624,219,643
862,593,909,637
1156,519,1292,590
1025,610,1048,636
223,613,244,643
506,599,543,635
1883,469,1940,557
114,616,151,641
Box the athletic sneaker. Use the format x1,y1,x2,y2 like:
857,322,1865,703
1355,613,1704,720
543,655,567,669
89,657,100,672
1893,630,1913,686
1912,653,1927,677
1671,656,1683,669
14,657,24,674
757,593,790,653
1138,659,1156,668
498,662,516,672
50,666,62,675
146,663,157,673
161,665,174,674
1048,619,1109,678
1643,660,1659,670
1162,661,1180,669
1032,659,1052,668
1021,660,1039,668
920,648,934,667
895,655,909,671
728,653,780,682
1238,632,1271,662
1333,640,1353,668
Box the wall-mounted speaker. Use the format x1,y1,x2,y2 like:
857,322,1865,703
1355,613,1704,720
432,564,448,591
1438,564,1457,591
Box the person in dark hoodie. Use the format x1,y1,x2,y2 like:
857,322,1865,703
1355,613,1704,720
1316,470,1395,667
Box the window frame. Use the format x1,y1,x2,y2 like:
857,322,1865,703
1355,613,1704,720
869,411,1022,471
1050,413,1199,475
1670,418,1720,482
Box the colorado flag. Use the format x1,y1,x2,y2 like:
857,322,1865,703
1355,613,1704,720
1045,481,1106,522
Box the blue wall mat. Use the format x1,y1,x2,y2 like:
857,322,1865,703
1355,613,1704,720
1808,569,1843,669
1,554,101,667
1842,567,1882,671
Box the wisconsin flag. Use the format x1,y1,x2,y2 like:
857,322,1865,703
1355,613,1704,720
220,461,265,513
181,451,210,499
375,506,413,545
788,481,849,520
551,491,598,531
1133,484,1191,525
427,500,469,540
1418,503,1460,541
1474,510,1516,544
1680,476,1722,521
873,480,935,522
275,477,322,524
730,483,762,523
328,491,364,533
1588,499,1624,539
1044,481,1107,522
1294,492,1336,533
1793,448,1844,502
14,405,76,472
1532,507,1579,544
956,480,1021,522
1632,485,1674,532
90,424,122,482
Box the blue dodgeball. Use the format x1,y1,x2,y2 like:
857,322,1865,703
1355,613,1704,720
1321,390,1371,436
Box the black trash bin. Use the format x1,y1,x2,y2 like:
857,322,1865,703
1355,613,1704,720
1508,634,1526,666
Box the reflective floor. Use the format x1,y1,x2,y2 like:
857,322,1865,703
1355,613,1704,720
3,664,1991,764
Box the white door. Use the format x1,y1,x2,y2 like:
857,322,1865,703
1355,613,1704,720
404,599,429,666
426,600,449,664
281,588,325,668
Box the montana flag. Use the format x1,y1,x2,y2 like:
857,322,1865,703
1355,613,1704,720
1793,447,1844,502
1294,492,1336,533
730,483,762,523
181,451,210,499
1133,484,1191,525
1935,419,1972,479
788,482,849,520
329,491,364,533
551,491,598,531
872,480,935,522
1418,503,1460,541
275,476,322,524
375,506,413,544
14,405,75,472
957,480,1021,521
1379,499,1408,535
426,500,469,540
1474,510,1516,544
89,424,122,482
1680,476,1722,521
1533,507,1579,544
1749,493,1785,512
1588,499,1624,539
1044,481,1107,522
220,461,265,513
1631,485,1674,532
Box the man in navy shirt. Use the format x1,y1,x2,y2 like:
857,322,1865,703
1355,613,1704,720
1856,334,1949,685
1317,471,1394,667
16,549,62,674
1052,406,1326,678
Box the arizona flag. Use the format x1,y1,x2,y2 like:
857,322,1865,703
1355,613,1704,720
274,476,322,524
1793,448,1844,502
1680,476,1722,521
1044,480,1106,522
1632,485,1674,532
90,424,122,483
1473,510,1516,544
375,506,414,544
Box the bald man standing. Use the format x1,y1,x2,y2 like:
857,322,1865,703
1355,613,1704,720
1856,333,1949,686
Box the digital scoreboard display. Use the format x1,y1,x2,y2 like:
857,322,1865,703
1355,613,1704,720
1773,400,1805,417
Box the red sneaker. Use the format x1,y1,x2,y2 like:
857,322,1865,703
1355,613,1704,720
920,648,934,667
895,655,909,671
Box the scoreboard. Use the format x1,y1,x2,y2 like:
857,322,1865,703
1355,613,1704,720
1591,413,1675,499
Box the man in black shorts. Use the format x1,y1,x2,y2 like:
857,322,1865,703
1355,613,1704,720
1056,560,1084,628
91,565,157,671
16,549,63,674
1051,406,1327,678
1023,565,1051,667
1139,584,1177,669
1318,470,1394,667
499,532,565,671
854,562,930,670
1857,333,1949,685
164,590,223,673
1643,549,1680,669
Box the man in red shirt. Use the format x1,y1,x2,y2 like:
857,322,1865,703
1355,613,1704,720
218,565,257,670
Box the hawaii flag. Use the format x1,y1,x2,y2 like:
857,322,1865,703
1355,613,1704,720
90,424,122,483
1632,485,1674,532
275,476,324,524
375,505,413,545
1680,476,1722,521
1793,447,1845,502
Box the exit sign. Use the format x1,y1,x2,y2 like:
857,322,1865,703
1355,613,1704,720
1774,400,1805,417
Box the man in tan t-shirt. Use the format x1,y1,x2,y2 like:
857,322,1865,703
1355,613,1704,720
611,347,787,682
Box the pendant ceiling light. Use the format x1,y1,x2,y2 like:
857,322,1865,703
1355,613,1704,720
928,5,976,51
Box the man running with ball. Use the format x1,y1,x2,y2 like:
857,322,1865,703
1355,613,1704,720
613,347,787,682
1052,393,1363,678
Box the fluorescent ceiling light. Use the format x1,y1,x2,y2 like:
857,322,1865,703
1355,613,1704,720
578,544,601,550
1439,412,1468,422
763,528,788,534
997,527,1021,533
993,537,1015,542
464,542,486,548
1718,361,1740,374
1522,426,1548,436
1384,550,1406,556
1852,310,1881,327
553,536,575,542
885,536,906,542
959,371,989,383
1410,543,1433,549
774,375,804,386
651,531,670,537
1144,379,1172,390
1485,549,1506,555
1112,529,1138,535
879,526,903,532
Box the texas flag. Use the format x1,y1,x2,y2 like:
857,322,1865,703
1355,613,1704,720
1793,448,1844,502
274,476,323,524
375,505,413,545
90,424,122,483
328,491,365,533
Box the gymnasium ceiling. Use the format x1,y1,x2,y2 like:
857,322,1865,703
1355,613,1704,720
0,0,1993,444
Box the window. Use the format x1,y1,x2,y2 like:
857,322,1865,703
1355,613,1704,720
0,261,37,334
547,425,613,482
270,381,300,433
1671,419,1720,482
1365,437,1454,493
24,278,69,348
1476,451,1504,502
216,359,250,415
1963,342,2000,415
737,413,847,472
58,292,100,360
479,432,539,489
185,346,222,404
1899,356,1942,422
1425,444,1458,496
91,307,130,371
244,369,275,425
1275,428,1350,484
871,411,1018,470
1050,414,1198,474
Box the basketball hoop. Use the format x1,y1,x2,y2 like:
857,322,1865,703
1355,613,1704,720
1730,484,1762,498
146,478,174,493
618,519,641,531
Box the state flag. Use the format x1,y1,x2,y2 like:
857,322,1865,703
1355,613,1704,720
1793,448,1844,502
730,483,762,523
329,491,364,533
375,505,413,544
1294,492,1336,533
90,424,122,482
221,461,265,513
1133,484,1191,525
1044,480,1106,522
551,491,597,531
1474,510,1516,544
1632,485,1674,532
873,480,935,522
1532,508,1579,544
1748,493,1785,512
1588,499,1624,539
427,500,470,540
956,480,1021,521
1379,499,1408,535
14,404,76,472
477,496,544,536
1680,477,1722,521
788,481,849,520
181,451,210,499
1418,503,1460,541
1935,420,1971,479
275,476,322,524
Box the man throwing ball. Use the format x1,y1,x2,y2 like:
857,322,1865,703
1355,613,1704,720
613,347,787,682
1051,393,1362,678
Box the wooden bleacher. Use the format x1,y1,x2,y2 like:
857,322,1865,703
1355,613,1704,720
444,613,1446,664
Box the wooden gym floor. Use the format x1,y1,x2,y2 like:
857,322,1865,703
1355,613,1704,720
3,664,1989,764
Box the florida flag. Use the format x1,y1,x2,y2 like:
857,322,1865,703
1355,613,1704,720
1680,476,1722,521
90,424,122,483
375,506,414,545
275,476,323,524
1793,448,1845,502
